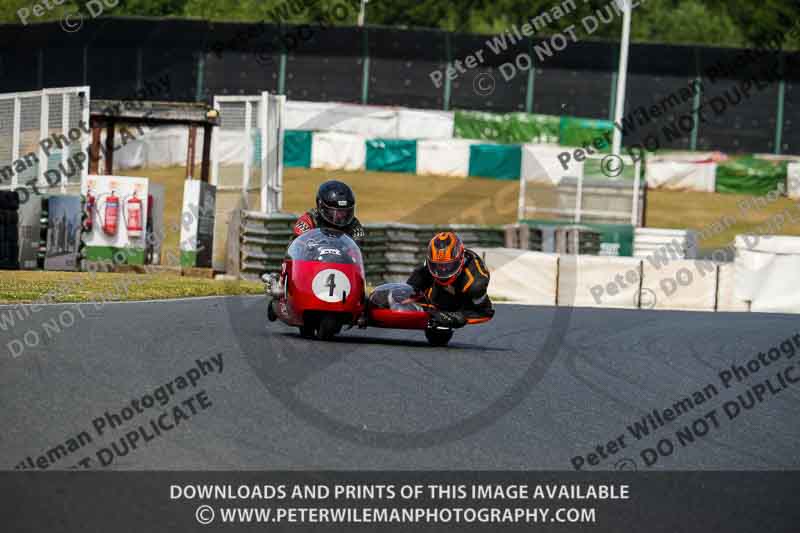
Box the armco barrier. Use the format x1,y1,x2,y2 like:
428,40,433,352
235,211,505,283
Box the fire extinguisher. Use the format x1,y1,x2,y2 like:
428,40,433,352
126,192,143,239
83,190,96,232
103,191,120,236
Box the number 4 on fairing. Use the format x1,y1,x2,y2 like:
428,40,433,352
326,273,336,297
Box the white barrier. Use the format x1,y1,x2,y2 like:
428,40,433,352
475,248,558,306
641,258,717,311
716,263,749,312
735,235,800,313
634,228,697,259
417,139,472,177
310,131,366,171
558,255,642,309
788,162,800,200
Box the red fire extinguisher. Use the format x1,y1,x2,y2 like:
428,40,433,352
126,192,143,239
103,191,120,236
83,190,96,232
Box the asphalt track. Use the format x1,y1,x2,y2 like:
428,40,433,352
2,296,800,470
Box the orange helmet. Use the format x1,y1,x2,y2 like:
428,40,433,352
426,232,465,285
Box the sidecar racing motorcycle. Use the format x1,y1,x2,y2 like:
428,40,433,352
265,228,480,346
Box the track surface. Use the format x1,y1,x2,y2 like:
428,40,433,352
2,296,799,470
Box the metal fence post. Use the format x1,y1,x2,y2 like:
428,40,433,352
278,53,287,95
196,52,206,102
443,32,452,111
774,54,786,155
525,39,535,113
689,75,702,151
136,47,143,91
608,71,618,121
361,27,370,104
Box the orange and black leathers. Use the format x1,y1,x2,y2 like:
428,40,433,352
407,249,494,327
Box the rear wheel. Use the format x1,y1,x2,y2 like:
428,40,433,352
267,299,277,322
316,314,342,341
425,328,453,346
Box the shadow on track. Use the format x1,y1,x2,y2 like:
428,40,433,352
266,330,511,352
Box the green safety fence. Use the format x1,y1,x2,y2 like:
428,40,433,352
283,130,313,168
366,139,417,173
714,156,788,195
468,144,522,180
454,110,560,144
559,117,614,151
523,219,635,257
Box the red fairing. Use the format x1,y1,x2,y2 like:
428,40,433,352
368,309,430,330
293,213,316,237
278,259,365,326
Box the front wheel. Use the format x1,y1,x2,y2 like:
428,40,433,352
425,327,453,347
316,314,342,341
298,325,315,338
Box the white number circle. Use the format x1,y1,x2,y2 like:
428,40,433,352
311,269,352,303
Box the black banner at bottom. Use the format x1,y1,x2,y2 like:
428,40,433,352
4,472,799,532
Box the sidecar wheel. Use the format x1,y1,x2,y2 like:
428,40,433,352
425,327,453,347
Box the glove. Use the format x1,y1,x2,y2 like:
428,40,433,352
261,273,281,297
428,309,467,329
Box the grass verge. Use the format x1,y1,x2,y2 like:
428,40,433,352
0,272,263,305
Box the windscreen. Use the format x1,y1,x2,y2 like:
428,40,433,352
286,228,363,265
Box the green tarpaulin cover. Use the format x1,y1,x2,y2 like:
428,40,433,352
366,139,417,173
283,130,312,168
715,156,787,195
454,110,560,144
559,116,614,152
468,144,522,180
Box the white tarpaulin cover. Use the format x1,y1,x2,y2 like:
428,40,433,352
474,247,558,306
417,139,472,177
98,126,208,170
284,101,393,138
284,100,453,139
645,159,716,192
521,143,583,185
396,108,454,139
735,234,800,313
311,131,366,171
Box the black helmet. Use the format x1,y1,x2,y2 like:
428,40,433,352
316,180,355,227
